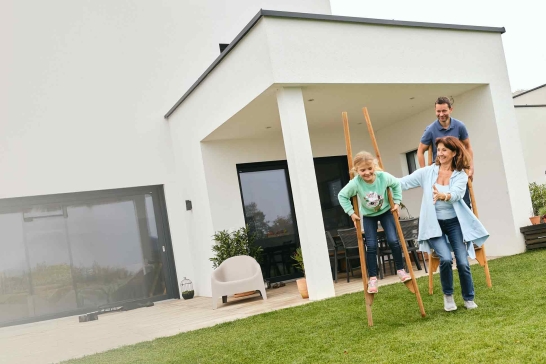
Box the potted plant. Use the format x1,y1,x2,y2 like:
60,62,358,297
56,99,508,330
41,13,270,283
540,206,546,224
210,225,263,297
529,182,546,225
292,247,308,299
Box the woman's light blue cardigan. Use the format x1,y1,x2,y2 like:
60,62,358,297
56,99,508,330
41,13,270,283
398,165,489,259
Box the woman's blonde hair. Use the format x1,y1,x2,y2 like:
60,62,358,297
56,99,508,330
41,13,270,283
352,151,382,173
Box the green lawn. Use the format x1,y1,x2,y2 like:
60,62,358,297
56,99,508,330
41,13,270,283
66,250,546,364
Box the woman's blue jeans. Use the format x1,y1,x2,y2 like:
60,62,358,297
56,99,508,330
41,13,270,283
362,210,404,278
429,217,475,301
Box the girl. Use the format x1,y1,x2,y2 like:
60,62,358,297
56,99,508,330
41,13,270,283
338,151,410,294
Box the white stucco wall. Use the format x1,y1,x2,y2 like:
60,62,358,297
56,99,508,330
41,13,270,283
2,1,332,298
515,107,546,184
513,86,546,185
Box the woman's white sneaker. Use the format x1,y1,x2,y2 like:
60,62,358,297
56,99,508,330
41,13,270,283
464,300,478,309
443,295,457,311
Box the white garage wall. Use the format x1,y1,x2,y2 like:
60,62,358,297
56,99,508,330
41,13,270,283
515,107,546,184
2,1,332,298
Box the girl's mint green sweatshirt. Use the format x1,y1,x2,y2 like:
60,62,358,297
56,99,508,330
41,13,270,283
338,171,402,217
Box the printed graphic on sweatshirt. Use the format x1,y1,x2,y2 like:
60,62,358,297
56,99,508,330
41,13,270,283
364,192,384,212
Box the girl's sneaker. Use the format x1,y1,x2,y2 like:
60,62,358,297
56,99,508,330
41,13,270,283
397,269,411,282
367,278,378,294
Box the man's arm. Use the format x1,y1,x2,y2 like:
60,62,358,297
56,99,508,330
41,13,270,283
461,138,474,180
417,142,430,168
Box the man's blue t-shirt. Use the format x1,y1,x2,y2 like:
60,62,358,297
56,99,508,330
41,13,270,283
420,118,469,160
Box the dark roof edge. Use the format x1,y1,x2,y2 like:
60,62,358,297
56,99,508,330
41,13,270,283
513,84,546,99
261,10,505,34
164,10,264,118
165,10,506,119
514,104,546,108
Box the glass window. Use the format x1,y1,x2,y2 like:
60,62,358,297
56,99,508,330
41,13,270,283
314,157,352,234
238,166,300,282
406,150,419,174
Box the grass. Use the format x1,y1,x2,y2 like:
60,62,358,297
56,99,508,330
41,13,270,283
66,250,546,364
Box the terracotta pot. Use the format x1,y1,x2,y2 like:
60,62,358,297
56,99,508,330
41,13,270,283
296,278,309,299
233,291,256,298
530,216,541,225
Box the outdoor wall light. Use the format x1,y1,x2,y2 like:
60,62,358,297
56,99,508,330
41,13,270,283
185,200,192,211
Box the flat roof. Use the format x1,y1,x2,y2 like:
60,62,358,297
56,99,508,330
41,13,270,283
165,9,506,118
513,84,546,99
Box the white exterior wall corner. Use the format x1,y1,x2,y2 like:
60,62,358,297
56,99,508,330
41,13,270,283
167,20,277,296
276,87,335,300
485,40,533,253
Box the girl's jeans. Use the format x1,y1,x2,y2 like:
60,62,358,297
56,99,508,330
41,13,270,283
362,210,404,278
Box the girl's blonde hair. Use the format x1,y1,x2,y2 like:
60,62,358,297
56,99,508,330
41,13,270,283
352,151,382,173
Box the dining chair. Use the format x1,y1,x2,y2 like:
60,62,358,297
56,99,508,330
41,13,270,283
325,231,345,283
336,227,363,282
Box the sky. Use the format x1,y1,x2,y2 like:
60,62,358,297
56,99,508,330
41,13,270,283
330,0,546,92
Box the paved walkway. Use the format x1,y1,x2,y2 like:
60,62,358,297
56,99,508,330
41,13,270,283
0,259,491,364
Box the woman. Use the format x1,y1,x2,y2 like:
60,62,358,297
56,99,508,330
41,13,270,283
399,136,488,311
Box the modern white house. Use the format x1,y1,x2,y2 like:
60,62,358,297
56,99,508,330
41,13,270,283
513,84,546,184
1,0,532,327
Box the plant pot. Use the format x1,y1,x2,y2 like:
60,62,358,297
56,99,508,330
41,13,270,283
530,216,541,225
296,278,309,299
234,291,255,298
182,290,194,300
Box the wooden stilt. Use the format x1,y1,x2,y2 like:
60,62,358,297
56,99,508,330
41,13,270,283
467,178,492,288
427,145,440,294
342,112,374,327
362,107,426,318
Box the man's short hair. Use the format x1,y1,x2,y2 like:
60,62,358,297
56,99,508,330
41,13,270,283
435,96,453,109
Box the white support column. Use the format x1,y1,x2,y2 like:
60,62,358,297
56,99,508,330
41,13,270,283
276,87,335,300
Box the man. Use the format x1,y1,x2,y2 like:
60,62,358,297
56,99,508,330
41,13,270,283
417,97,473,208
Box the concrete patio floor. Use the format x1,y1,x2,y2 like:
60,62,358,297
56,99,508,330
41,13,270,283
0,259,492,364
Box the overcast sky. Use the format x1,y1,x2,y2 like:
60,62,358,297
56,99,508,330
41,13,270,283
330,0,545,92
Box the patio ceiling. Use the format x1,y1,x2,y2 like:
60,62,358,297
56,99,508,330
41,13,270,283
203,83,481,141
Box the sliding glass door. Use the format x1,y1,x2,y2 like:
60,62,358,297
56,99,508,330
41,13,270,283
0,186,176,327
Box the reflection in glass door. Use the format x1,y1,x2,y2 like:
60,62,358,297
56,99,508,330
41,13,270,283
66,195,167,308
0,186,175,327
0,213,31,323
23,206,77,316
238,163,302,283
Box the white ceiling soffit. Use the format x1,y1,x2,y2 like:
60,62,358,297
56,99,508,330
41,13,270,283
203,83,481,141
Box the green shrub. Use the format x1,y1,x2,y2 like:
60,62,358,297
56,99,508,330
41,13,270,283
292,247,305,275
210,225,262,269
529,182,546,216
